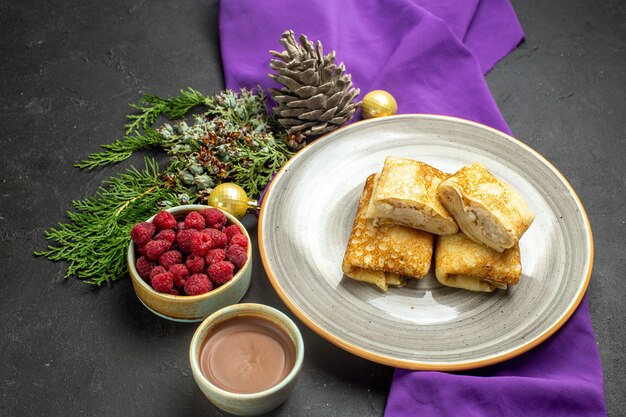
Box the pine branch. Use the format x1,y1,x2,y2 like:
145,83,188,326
205,88,268,127
125,87,210,133
230,137,293,197
35,158,179,285
75,129,164,169
38,87,296,287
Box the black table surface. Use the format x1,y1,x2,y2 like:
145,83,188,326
1,0,624,416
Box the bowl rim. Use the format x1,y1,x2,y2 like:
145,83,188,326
127,204,252,301
189,303,305,399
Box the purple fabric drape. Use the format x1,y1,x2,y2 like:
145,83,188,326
219,0,606,415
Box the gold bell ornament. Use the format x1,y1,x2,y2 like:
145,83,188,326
207,183,258,219
361,90,398,119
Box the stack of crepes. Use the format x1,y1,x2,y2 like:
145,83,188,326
219,0,606,415
342,157,535,292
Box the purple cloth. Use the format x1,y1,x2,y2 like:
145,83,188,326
219,0,606,415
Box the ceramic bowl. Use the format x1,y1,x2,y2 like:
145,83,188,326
127,205,252,322
189,303,304,416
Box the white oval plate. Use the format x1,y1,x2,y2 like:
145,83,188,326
259,114,593,370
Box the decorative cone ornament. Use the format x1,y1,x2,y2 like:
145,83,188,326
268,30,361,139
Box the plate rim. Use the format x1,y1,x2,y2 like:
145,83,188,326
258,114,594,371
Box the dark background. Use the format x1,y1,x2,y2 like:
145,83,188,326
1,0,624,416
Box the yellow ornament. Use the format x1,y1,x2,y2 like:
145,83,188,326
207,183,257,219
361,90,398,119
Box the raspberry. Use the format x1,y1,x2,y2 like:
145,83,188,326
226,244,248,268
224,224,243,241
146,221,157,235
149,266,167,281
207,261,235,285
184,274,213,295
135,256,156,280
184,211,206,230
202,228,227,249
168,263,190,287
154,229,176,245
176,221,186,231
176,229,199,254
205,248,226,266
186,254,205,274
200,208,226,229
151,272,174,293
136,243,148,256
131,222,155,245
190,232,212,256
153,210,176,230
145,239,172,260
159,250,183,269
229,233,248,249
169,288,181,296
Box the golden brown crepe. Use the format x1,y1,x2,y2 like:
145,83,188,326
342,174,434,291
435,233,521,292
437,162,535,252
364,156,458,235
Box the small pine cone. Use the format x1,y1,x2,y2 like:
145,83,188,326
268,30,361,139
285,131,305,150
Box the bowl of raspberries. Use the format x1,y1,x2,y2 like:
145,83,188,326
127,205,252,322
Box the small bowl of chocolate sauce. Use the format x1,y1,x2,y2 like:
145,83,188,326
189,303,304,416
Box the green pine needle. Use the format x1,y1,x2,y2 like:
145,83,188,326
35,158,179,285
230,138,292,197
125,87,210,133
75,129,164,169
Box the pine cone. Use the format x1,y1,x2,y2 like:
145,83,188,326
268,30,360,138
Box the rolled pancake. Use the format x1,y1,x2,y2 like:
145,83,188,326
364,156,458,235
342,175,434,291
435,233,521,292
437,162,535,252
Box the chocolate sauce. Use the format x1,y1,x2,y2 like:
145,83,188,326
199,315,296,394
